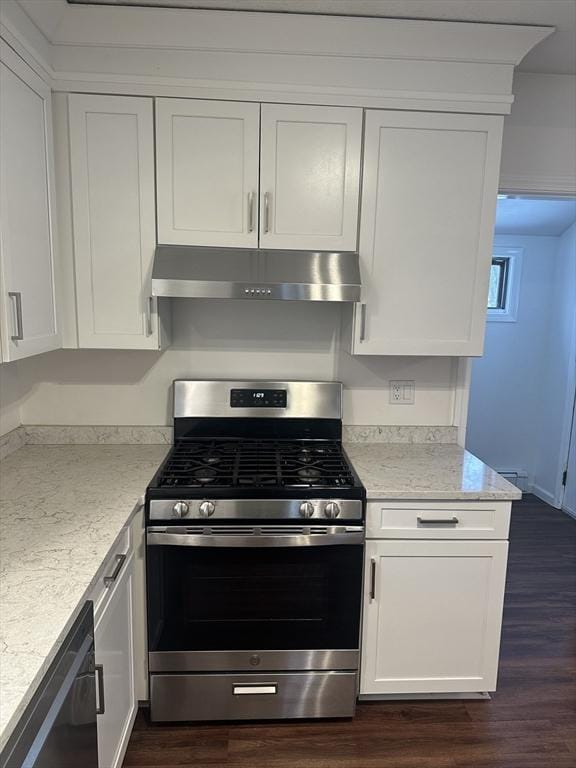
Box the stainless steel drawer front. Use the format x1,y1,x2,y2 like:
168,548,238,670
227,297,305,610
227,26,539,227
150,671,357,721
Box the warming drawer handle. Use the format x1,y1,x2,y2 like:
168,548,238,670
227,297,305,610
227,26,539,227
417,517,460,526
233,683,278,696
103,553,126,587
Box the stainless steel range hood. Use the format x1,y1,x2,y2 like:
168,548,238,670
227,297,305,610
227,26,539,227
151,246,362,302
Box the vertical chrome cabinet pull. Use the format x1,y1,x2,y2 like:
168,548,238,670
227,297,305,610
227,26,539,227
95,664,105,715
103,553,126,587
8,292,23,341
359,303,367,342
263,192,271,234
145,296,153,336
247,191,255,232
369,558,376,601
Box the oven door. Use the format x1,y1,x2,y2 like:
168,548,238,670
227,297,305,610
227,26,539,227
146,525,364,673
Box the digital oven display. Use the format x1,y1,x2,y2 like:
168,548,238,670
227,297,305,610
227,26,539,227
230,389,288,408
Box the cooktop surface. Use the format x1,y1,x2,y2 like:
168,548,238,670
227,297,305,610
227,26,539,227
149,438,360,491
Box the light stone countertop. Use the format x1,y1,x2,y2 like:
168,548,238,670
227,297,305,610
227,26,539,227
0,444,168,751
0,438,518,750
344,442,521,500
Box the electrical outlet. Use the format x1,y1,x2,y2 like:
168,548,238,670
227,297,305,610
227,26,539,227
389,380,415,405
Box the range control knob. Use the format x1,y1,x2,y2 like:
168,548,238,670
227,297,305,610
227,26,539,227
199,500,216,518
324,501,341,519
299,501,315,518
172,501,189,518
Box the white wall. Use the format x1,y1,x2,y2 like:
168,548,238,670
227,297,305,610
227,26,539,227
500,72,576,194
466,235,560,484
533,222,576,505
14,301,457,426
0,362,22,435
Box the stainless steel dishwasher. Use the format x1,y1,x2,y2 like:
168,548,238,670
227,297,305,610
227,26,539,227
0,601,99,768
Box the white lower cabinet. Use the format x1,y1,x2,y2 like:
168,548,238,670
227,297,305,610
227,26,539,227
360,538,509,696
95,548,137,768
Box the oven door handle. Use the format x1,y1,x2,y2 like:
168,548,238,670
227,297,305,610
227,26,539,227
147,530,364,547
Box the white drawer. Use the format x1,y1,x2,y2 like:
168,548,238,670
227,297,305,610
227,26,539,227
366,500,511,540
89,526,131,621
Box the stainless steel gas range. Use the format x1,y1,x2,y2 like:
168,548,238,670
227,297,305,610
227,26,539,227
145,380,366,722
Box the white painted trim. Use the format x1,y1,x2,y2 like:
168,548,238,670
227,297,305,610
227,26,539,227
487,246,523,323
452,358,472,447
25,4,552,66
3,3,553,117
500,175,576,197
49,76,516,114
563,503,576,520
531,483,558,509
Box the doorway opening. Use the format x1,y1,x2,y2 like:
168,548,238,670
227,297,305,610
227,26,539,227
466,194,576,518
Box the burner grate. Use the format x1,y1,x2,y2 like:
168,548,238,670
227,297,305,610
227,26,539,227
156,439,355,489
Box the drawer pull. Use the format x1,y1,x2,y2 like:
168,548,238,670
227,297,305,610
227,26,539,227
417,517,460,526
103,553,126,587
233,684,278,695
369,557,376,601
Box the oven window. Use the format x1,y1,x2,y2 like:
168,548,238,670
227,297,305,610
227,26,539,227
147,545,363,652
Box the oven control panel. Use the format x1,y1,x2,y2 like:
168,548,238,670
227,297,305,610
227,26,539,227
230,388,287,408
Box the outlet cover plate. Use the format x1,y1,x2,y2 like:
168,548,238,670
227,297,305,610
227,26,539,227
390,380,415,405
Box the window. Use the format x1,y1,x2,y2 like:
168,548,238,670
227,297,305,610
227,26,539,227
487,247,523,322
488,257,510,310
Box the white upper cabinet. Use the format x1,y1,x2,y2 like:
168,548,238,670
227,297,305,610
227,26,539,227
259,104,362,251
352,110,503,356
69,94,163,349
0,44,60,362
156,99,260,248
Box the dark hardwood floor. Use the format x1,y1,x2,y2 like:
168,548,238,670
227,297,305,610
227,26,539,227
123,496,576,768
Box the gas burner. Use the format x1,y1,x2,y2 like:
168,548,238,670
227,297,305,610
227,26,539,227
204,456,221,464
193,467,218,483
296,467,322,480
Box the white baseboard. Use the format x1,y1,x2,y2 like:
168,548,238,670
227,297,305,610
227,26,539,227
562,504,576,520
530,483,558,508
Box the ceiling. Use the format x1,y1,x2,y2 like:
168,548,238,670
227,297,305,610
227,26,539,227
66,0,576,74
495,197,576,236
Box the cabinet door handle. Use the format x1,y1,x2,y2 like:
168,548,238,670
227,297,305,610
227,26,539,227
103,553,126,587
369,557,376,601
417,517,460,526
8,292,23,341
95,664,105,715
359,303,367,342
263,191,271,234
247,191,255,232
145,296,153,336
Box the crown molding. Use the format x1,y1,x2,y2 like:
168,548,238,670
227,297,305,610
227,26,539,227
3,1,554,115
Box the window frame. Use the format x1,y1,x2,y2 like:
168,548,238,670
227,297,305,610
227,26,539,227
487,246,523,323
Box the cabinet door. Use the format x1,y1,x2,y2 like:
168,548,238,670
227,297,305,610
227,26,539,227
68,95,162,349
260,104,362,251
0,44,60,361
353,111,503,356
95,551,136,768
156,99,260,247
361,540,508,695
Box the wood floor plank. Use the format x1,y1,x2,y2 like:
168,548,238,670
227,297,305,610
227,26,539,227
122,495,576,768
